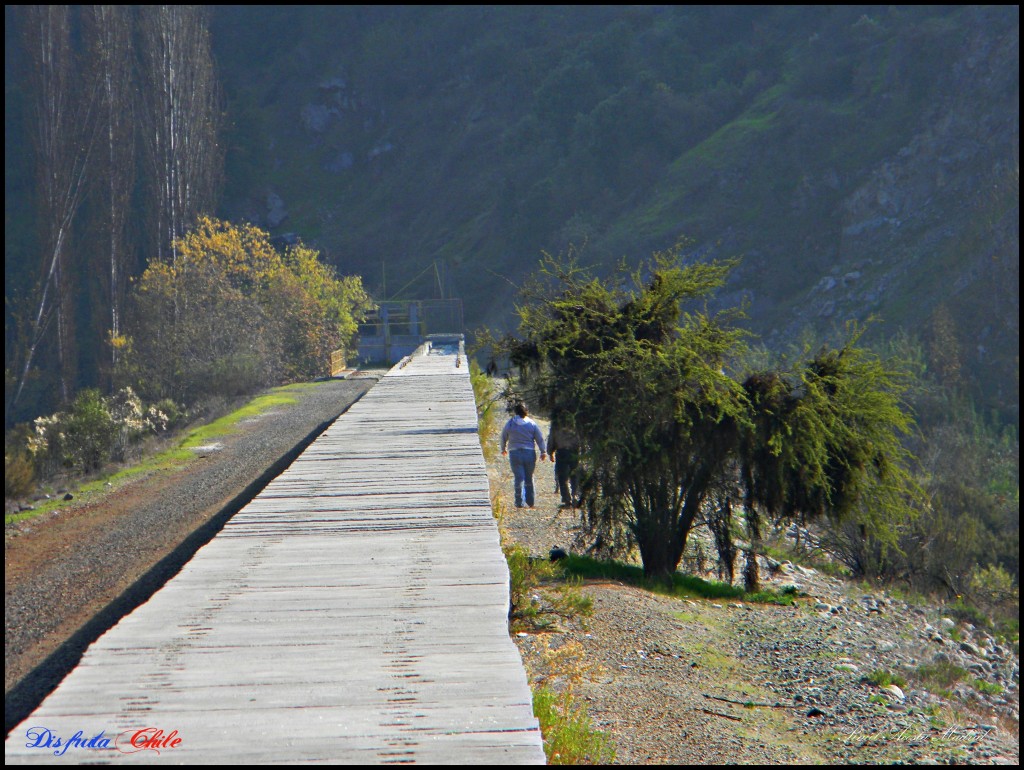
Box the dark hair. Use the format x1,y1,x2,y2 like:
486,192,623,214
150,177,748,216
514,402,528,418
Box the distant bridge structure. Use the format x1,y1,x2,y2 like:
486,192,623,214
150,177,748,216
356,298,464,365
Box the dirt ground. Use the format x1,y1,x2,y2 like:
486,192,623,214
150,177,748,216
484,414,1020,765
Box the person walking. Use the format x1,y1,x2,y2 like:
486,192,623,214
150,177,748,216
500,402,547,508
547,413,580,509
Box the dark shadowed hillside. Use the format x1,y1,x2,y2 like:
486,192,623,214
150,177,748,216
5,5,1018,419
207,5,1018,416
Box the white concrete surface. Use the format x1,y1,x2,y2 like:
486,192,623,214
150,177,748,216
5,345,545,764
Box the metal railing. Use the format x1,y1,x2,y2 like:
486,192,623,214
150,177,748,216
356,299,464,365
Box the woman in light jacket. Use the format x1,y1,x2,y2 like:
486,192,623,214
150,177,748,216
500,402,547,508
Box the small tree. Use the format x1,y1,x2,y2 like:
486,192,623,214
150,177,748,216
499,247,922,587
502,247,747,580
736,332,923,590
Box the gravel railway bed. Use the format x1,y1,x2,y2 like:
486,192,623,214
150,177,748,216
4,378,374,735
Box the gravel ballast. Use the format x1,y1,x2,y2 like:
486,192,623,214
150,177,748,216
5,377,376,735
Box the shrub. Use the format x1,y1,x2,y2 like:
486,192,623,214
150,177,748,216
529,640,615,765
24,388,174,480
5,446,35,500
470,359,500,458
126,217,372,404
61,389,118,472
915,660,968,694
533,686,615,765
967,565,1018,614
153,398,184,429
864,669,907,688
505,542,557,628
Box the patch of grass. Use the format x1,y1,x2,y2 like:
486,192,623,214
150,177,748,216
943,597,1011,639
560,554,797,605
914,660,968,696
549,576,594,619
863,669,908,688
179,389,300,448
699,648,742,675
532,686,615,765
673,610,701,623
972,679,1003,696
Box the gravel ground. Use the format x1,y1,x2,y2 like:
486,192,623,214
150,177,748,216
4,376,375,735
486,416,1020,765
6,380,1018,765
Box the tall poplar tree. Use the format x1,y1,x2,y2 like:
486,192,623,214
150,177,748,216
137,5,223,268
12,5,97,411
84,5,136,376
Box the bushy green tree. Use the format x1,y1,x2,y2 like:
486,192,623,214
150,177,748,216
122,217,372,402
502,247,747,580
498,246,921,585
737,332,922,589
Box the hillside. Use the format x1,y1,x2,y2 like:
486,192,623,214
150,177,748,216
209,5,1018,415
4,6,1018,421
485,414,1019,764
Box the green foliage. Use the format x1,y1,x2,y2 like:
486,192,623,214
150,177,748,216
504,542,555,627
469,359,500,459
503,544,594,631
502,245,748,580
864,668,908,688
745,328,925,585
548,577,594,619
124,217,372,404
48,389,117,473
499,246,920,586
23,387,173,479
973,678,1003,696
797,329,1019,613
966,565,1019,620
532,685,616,765
5,442,36,500
907,400,1018,596
914,660,969,695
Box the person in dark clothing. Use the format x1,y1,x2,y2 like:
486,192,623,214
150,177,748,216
547,415,580,508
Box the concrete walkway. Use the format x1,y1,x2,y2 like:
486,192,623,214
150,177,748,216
5,345,545,764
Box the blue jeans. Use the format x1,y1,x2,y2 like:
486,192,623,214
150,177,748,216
508,449,537,507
